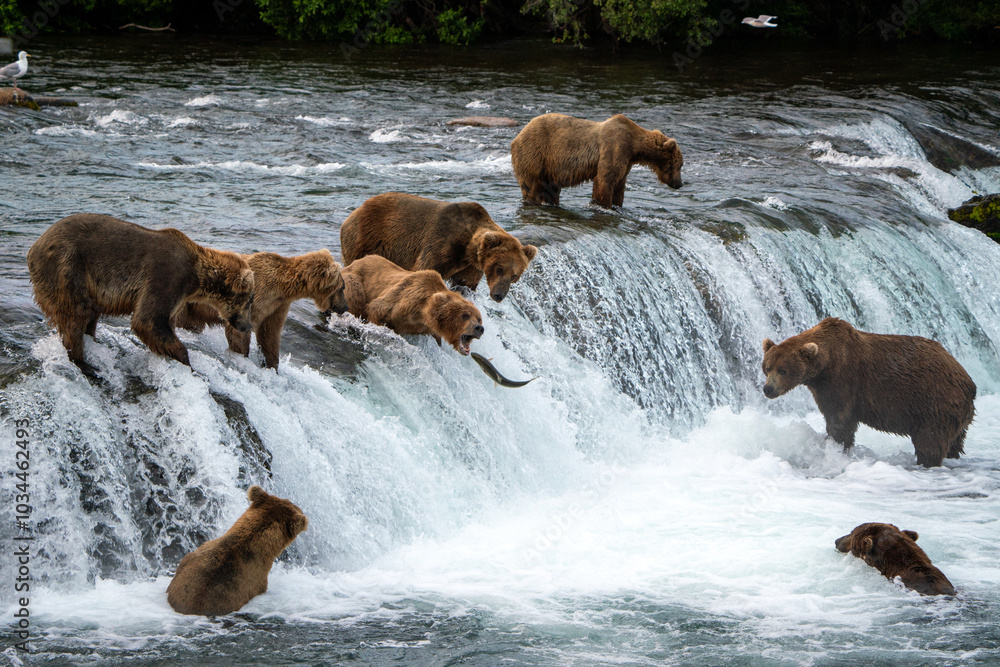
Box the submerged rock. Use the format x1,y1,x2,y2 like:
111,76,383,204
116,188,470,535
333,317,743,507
446,116,518,128
948,194,1000,243
902,120,1000,173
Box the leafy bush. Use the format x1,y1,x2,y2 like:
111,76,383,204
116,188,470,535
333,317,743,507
436,7,485,45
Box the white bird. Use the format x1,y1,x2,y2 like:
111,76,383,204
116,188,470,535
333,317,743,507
742,15,778,28
0,51,31,98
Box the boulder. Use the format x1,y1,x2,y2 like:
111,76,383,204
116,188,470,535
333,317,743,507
948,193,1000,243
902,120,1000,173
446,116,518,128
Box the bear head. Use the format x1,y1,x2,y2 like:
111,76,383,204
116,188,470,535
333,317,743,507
835,523,919,558
201,249,255,333
426,290,484,355
835,522,955,596
649,133,684,190
245,485,309,556
761,335,826,399
299,249,349,315
477,232,538,303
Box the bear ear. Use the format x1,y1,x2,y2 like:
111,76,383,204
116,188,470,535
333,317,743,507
762,338,776,352
860,536,874,555
247,485,268,504
801,342,819,359
903,530,919,542
291,513,309,534
662,138,677,151
522,244,538,262
481,232,504,250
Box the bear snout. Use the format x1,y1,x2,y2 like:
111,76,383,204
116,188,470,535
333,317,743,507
763,382,779,399
669,176,683,189
229,313,253,333
834,535,852,552
473,324,484,337
490,283,510,303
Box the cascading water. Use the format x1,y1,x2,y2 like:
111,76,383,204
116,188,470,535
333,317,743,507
1,37,999,664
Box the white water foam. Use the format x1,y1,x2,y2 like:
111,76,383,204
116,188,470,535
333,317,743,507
465,100,490,109
362,154,512,175
93,109,149,128
134,160,346,175
33,125,100,138
296,115,352,127
184,94,224,107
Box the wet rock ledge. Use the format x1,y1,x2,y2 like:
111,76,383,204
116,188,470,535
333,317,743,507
948,194,1000,244
0,88,78,110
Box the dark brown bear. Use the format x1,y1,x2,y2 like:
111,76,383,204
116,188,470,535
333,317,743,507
510,113,683,208
166,485,308,616
339,192,537,303
340,254,484,355
173,249,348,369
761,318,976,468
27,213,253,369
835,522,956,596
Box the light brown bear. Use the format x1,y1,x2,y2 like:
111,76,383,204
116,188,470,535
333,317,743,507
761,317,976,468
166,485,308,616
27,213,253,369
340,254,484,355
510,113,684,208
339,192,537,303
173,250,348,369
835,522,956,596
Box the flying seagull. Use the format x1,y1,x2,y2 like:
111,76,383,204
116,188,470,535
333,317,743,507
0,51,31,98
742,15,778,28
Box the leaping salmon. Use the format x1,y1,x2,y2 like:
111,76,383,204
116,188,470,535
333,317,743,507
471,352,536,388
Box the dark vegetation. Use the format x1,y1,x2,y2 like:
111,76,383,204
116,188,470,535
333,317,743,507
3,0,998,47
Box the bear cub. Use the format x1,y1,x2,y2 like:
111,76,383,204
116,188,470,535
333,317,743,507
166,486,308,616
836,522,955,596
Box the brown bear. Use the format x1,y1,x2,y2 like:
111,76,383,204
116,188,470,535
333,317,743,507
761,317,976,468
339,192,537,303
510,113,684,208
340,254,484,355
173,249,348,369
27,213,253,369
835,522,956,596
166,485,308,616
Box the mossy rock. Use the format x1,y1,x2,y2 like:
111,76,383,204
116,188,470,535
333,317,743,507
948,194,1000,243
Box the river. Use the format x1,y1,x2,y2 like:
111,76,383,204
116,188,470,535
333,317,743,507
1,35,999,665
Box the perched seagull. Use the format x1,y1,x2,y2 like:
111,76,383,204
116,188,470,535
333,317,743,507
0,51,31,98
742,15,778,28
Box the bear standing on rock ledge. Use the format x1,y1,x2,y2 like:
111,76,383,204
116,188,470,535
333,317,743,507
27,213,254,370
510,113,684,208
340,192,537,303
761,317,976,468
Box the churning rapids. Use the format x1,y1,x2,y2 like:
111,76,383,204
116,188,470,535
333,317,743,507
1,37,1000,665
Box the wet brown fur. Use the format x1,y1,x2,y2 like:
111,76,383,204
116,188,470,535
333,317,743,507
761,317,976,467
166,485,309,616
340,255,484,355
835,522,956,596
174,250,348,369
510,113,684,208
339,192,537,303
27,213,253,368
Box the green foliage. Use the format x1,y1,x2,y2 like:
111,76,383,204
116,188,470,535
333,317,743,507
436,7,485,45
595,0,709,44
256,0,396,41
522,0,589,44
0,0,23,37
